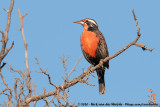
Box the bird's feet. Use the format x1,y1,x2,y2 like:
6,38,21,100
99,59,104,68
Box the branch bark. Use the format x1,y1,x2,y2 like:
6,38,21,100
4,0,14,43
135,43,154,51
18,9,32,99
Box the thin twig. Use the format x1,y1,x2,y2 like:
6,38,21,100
33,81,37,107
0,62,6,70
79,79,95,86
68,55,83,77
43,98,49,107
14,78,19,106
43,96,56,107
0,41,14,63
0,89,8,95
148,89,156,105
59,55,70,76
135,43,154,51
35,57,57,88
0,72,12,107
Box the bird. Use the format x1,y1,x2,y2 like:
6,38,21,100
74,18,109,94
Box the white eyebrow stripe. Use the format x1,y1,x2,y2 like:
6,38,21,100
87,19,97,25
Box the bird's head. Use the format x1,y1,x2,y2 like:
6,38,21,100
74,18,98,31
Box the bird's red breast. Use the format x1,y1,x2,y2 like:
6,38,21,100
81,29,99,57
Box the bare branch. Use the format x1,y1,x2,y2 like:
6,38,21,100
0,62,6,70
4,0,14,43
0,0,14,67
52,101,58,107
8,64,27,90
43,98,49,107
0,41,14,62
59,55,70,76
0,72,12,107
56,87,62,107
18,83,25,105
135,43,154,51
14,78,19,106
0,31,4,39
68,55,83,77
148,89,156,105
62,89,68,106
33,81,37,107
0,89,8,95
18,8,32,98
132,9,141,37
79,79,95,86
43,96,56,107
3,8,9,13
35,57,57,88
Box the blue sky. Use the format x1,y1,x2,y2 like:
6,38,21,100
0,0,160,106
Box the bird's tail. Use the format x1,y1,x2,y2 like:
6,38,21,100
96,67,105,95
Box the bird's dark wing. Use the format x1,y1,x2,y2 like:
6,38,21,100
95,30,109,69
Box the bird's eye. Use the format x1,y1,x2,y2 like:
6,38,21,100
85,20,89,23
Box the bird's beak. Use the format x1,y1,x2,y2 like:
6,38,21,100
74,20,84,25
